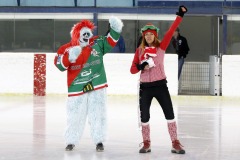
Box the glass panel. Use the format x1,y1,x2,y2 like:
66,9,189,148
97,0,133,7
227,20,240,55
0,0,17,6
1,0,238,57
0,20,14,52
77,0,94,6
14,19,54,52
21,0,74,6
54,20,80,52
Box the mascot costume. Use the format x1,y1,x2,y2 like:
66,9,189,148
54,17,123,151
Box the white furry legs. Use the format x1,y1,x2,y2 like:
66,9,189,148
65,93,88,145
87,89,107,144
65,88,107,145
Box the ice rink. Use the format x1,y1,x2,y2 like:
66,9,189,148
1,94,240,160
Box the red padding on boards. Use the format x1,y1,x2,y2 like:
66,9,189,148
34,54,46,96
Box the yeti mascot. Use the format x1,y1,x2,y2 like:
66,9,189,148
54,17,123,152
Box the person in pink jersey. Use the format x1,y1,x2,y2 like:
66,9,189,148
130,6,187,154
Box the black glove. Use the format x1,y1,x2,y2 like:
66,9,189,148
136,62,148,71
176,5,188,17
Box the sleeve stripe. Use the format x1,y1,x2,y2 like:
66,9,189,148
56,55,67,71
107,33,118,47
60,55,67,69
107,33,118,42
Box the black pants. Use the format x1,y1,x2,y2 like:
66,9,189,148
139,82,175,123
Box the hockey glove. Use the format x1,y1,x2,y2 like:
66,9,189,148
176,5,188,17
136,61,148,71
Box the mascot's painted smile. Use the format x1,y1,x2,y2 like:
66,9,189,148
79,27,93,47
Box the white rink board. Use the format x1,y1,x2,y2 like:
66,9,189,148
0,53,34,94
46,53,67,94
222,55,240,96
0,53,178,95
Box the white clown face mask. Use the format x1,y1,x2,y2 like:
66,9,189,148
79,27,93,47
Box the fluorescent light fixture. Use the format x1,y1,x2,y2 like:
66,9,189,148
98,13,176,21
227,15,240,21
0,13,176,21
0,13,93,19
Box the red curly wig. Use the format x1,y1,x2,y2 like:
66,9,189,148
70,20,95,46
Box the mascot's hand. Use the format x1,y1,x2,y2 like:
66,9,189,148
68,46,82,63
176,5,188,17
109,16,124,33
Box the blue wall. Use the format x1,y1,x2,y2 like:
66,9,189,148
1,0,240,15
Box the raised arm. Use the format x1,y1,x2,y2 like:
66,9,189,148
160,6,188,51
98,17,124,55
